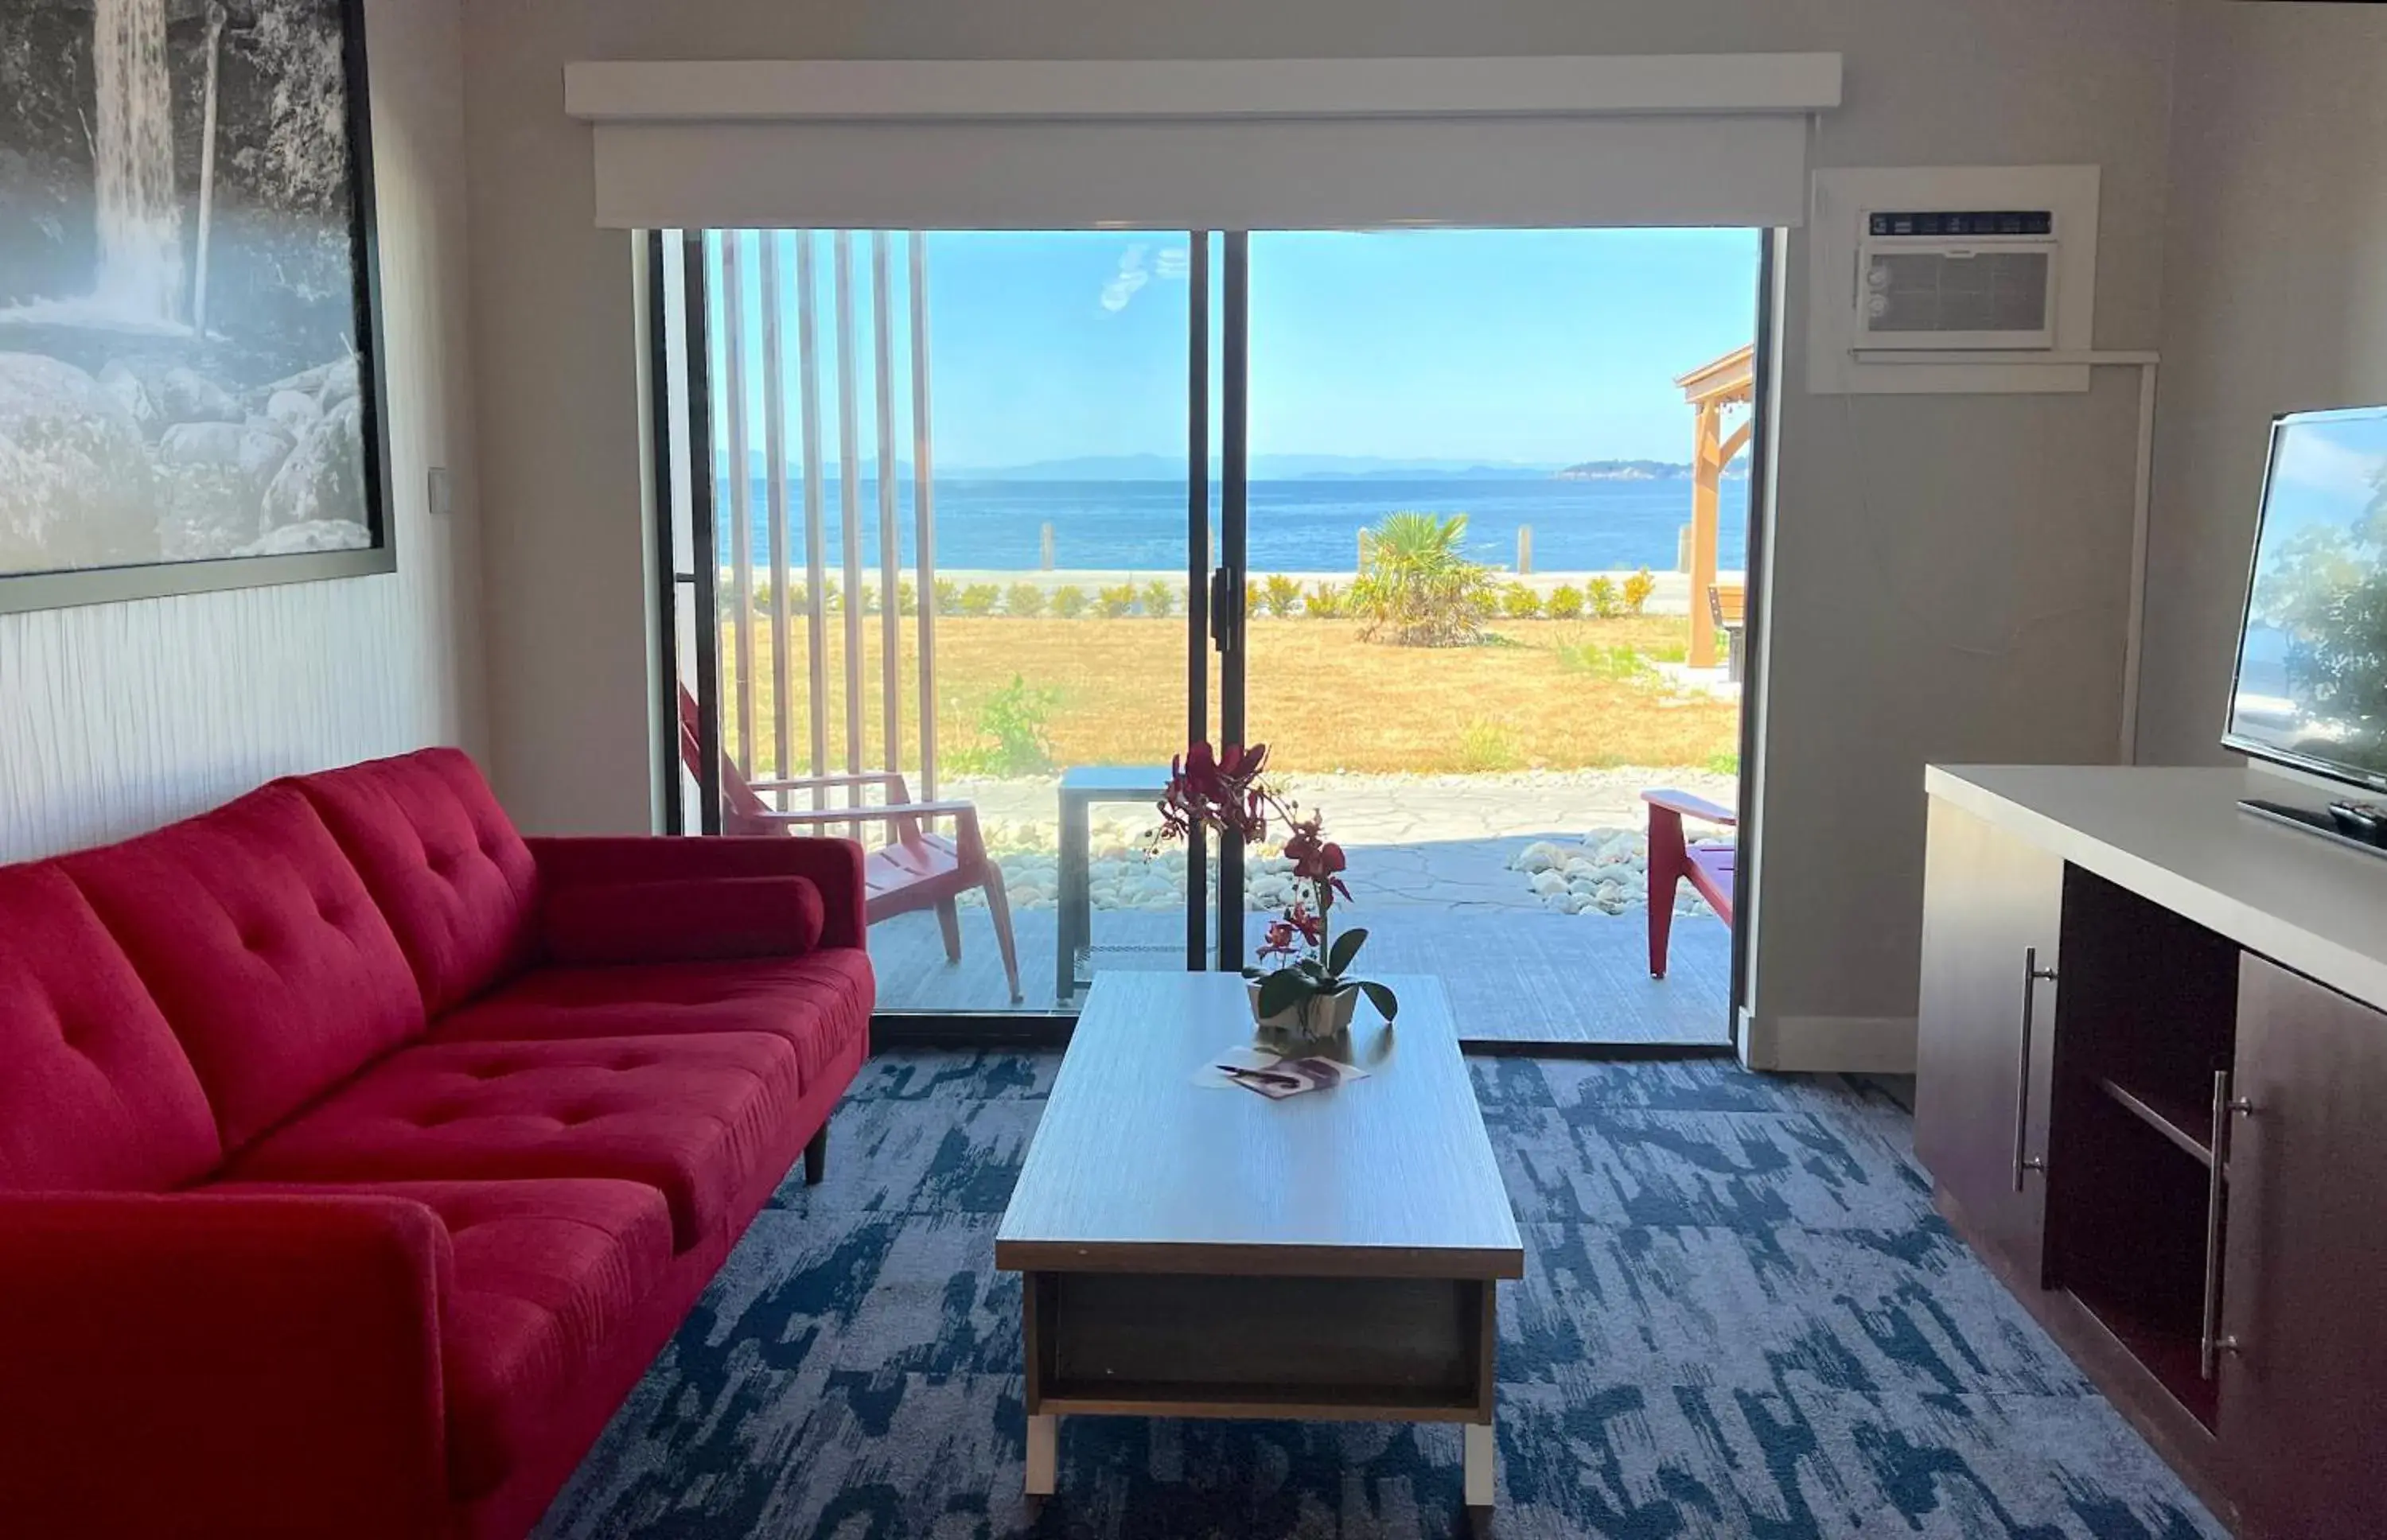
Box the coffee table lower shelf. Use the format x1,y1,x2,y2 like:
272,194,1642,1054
1018,1267,1498,1507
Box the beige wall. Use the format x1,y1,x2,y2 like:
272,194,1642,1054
2135,0,2387,768
0,0,485,863
462,0,2178,1060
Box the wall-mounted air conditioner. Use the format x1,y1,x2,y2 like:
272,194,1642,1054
1810,168,2099,395
1856,208,2059,351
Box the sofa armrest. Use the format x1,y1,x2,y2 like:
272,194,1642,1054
528,834,870,951
0,1192,452,1539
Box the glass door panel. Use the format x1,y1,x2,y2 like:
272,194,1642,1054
673,229,1218,1014
1225,229,1761,1044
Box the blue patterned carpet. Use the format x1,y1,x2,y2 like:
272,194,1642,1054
536,1051,2222,1538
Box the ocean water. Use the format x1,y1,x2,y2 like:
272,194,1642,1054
714,476,1751,574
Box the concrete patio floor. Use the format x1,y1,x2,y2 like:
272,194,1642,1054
869,897,1734,1048
867,767,1741,1047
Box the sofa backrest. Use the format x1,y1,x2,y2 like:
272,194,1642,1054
292,749,539,1017
61,784,426,1152
0,865,222,1192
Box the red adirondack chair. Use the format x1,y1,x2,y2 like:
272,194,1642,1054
1644,788,1737,979
678,686,1022,1001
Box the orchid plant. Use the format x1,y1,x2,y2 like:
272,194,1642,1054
1156,741,1399,1029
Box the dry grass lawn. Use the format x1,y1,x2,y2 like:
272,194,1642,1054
715,615,1739,779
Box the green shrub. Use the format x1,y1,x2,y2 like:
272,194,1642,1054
1499,582,1541,620
1006,581,1046,618
959,583,1002,617
1096,583,1138,619
1545,584,1584,620
1306,581,1345,619
1050,585,1088,619
1349,511,1498,646
1645,639,1688,663
1587,575,1622,619
1244,578,1261,616
1704,752,1742,778
933,579,961,616
943,674,1061,776
896,579,917,616
1457,718,1524,772
1141,580,1176,618
859,584,881,616
1622,567,1657,616
1263,573,1304,617
1558,643,1657,683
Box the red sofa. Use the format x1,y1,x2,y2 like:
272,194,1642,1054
0,749,874,1539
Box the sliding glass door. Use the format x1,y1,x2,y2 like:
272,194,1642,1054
659,226,1762,1044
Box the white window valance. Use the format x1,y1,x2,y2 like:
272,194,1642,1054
565,55,1841,231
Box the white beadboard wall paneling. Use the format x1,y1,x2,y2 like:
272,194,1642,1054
0,0,482,865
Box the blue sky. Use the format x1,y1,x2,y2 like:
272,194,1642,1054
709,228,1761,471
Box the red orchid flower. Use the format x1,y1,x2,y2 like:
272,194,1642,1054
1158,740,1272,842
1282,817,1352,904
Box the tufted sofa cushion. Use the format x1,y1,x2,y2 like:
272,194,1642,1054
0,864,221,1192
294,749,541,1017
60,784,424,1153
430,948,874,1096
225,1032,804,1250
209,1176,675,1501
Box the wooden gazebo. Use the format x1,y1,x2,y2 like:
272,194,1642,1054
1673,343,1754,669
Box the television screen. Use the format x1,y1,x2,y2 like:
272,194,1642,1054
2226,406,2387,791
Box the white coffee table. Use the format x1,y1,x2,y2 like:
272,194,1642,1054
994,972,1523,1509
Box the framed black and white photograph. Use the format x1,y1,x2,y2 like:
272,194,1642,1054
0,0,391,614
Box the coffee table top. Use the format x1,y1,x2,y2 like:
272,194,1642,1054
995,972,1524,1280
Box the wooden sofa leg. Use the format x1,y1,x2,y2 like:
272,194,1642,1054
804,1127,827,1186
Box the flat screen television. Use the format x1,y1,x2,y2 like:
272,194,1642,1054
2225,404,2387,793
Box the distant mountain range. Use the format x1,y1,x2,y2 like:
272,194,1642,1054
1556,459,1730,482
721,451,1730,482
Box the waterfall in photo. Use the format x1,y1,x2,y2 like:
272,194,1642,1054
0,0,188,334
92,0,184,326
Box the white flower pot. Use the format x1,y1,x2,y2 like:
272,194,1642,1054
1247,978,1360,1043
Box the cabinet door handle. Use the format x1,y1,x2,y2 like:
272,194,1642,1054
2201,1071,2254,1379
2012,946,2056,1192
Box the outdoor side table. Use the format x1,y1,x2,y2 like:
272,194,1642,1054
1055,765,1172,1005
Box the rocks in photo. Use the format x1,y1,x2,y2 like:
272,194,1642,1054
0,352,159,568
158,419,294,496
96,359,161,437
158,365,241,426
154,418,298,557
317,356,360,410
264,389,321,434
260,394,364,533
237,519,372,557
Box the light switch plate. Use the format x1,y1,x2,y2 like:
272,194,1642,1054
428,466,453,519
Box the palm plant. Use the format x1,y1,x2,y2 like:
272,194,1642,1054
1349,511,1497,646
